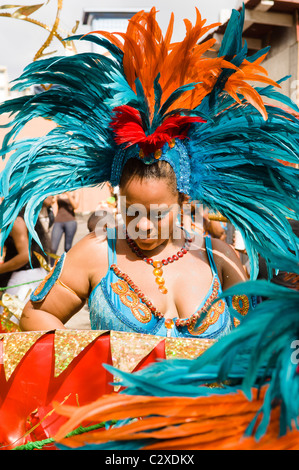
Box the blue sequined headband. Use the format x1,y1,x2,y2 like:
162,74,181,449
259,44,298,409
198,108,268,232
110,139,191,195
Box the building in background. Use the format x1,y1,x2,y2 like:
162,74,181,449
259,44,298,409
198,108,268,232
0,66,32,101
82,8,139,39
206,0,299,170
204,0,299,104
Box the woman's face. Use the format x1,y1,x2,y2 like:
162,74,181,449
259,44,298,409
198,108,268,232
120,177,182,251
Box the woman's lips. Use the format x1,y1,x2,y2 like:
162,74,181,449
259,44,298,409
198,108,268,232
137,238,156,244
135,237,160,247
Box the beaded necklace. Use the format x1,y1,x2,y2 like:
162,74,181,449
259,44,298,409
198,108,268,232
109,231,221,335
125,231,192,294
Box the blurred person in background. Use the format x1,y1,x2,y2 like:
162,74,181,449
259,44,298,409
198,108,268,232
0,206,51,323
51,192,79,257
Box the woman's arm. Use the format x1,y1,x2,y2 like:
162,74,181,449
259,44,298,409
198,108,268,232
20,233,108,331
208,221,227,241
210,237,248,290
20,249,89,330
0,217,29,274
20,286,87,331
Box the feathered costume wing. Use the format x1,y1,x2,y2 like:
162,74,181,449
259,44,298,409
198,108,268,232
52,274,299,450
0,5,298,277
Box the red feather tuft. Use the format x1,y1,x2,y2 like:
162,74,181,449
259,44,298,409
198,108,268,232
110,105,205,155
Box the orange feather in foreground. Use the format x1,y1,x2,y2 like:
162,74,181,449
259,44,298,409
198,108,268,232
54,388,299,450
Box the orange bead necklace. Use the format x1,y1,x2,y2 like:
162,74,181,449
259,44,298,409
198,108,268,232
125,232,192,294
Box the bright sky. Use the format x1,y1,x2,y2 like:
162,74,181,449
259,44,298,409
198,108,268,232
0,0,240,81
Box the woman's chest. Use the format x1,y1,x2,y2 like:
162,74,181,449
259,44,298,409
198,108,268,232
99,254,218,319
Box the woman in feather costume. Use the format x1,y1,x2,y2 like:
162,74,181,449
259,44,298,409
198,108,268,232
0,4,298,339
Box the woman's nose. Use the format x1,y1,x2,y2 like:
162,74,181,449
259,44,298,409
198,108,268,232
136,216,154,233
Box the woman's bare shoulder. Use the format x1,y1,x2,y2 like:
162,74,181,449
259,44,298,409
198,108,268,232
60,232,109,288
11,215,27,235
209,237,248,286
210,237,238,259
70,232,107,251
69,231,107,252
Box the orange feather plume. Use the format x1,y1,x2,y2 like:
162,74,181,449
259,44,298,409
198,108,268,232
88,7,279,122
88,7,233,118
224,55,280,120
54,387,299,450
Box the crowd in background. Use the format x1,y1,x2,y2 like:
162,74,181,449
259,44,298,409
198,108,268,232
0,192,79,322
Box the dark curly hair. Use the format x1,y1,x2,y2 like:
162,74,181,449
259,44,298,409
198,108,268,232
119,158,185,205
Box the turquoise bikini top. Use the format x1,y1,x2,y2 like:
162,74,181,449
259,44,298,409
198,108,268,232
31,228,255,338
89,228,231,339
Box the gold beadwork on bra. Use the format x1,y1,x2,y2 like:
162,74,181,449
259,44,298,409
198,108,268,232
111,279,152,323
232,295,250,316
187,297,226,336
232,294,250,327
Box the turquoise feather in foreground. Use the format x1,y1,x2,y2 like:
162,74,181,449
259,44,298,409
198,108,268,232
54,279,298,450
0,4,298,275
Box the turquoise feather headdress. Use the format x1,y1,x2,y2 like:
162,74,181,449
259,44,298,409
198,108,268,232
0,4,298,278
